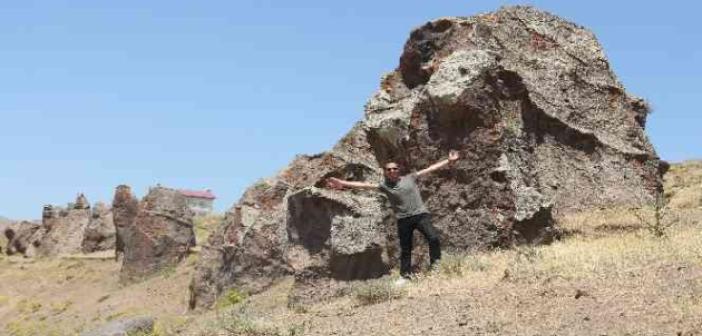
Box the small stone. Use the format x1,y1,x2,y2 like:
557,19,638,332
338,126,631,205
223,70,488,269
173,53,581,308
574,289,589,299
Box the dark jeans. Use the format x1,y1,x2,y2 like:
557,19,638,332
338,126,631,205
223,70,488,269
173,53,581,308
397,213,441,277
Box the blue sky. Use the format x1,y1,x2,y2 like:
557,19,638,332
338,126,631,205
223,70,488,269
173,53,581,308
1,1,700,219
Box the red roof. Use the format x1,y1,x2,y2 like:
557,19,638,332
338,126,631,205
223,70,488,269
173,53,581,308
179,189,216,200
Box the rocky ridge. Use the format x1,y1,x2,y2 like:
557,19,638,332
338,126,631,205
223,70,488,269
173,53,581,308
3,194,115,257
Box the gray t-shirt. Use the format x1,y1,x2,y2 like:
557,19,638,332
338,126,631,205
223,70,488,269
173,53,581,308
378,173,429,219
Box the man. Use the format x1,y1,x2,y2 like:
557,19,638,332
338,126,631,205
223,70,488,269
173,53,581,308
326,150,460,283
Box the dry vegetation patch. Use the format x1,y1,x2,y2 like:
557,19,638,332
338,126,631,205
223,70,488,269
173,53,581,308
193,214,224,246
2,163,702,335
352,278,406,306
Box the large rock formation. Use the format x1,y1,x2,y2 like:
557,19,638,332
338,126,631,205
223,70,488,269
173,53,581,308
190,6,663,308
82,202,116,253
36,198,92,256
117,186,196,282
112,185,139,260
4,220,42,257
4,195,115,257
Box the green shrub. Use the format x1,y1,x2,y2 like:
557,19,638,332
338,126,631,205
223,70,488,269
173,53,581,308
215,288,247,309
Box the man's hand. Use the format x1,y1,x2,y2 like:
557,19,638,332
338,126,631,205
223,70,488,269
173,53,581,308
416,149,461,177
448,150,460,163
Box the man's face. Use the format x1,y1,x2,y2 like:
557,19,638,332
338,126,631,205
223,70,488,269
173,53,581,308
384,163,401,182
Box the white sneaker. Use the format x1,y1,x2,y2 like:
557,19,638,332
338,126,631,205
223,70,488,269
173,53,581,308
394,277,409,287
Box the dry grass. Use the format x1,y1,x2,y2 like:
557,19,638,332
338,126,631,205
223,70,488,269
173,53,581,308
197,201,702,335
0,252,196,336
665,160,702,209
181,202,701,335
2,162,702,335
352,278,406,306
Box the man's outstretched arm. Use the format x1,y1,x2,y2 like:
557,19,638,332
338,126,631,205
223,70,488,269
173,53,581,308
416,150,460,177
326,177,377,190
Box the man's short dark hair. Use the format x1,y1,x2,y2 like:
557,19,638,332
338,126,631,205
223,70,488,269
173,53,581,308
384,162,400,168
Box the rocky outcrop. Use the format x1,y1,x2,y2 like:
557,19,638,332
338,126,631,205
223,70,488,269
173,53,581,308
4,195,116,257
82,202,116,253
36,201,92,256
0,216,12,254
190,6,663,308
4,220,42,257
112,185,139,260
119,186,195,282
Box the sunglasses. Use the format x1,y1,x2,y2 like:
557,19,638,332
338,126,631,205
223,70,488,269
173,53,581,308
385,167,399,171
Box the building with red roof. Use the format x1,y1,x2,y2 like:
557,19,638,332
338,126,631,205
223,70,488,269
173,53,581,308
178,189,216,216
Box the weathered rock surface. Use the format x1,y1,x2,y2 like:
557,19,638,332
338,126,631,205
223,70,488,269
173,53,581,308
119,186,195,282
82,202,116,253
80,316,154,336
190,6,663,308
4,195,115,257
112,185,139,260
4,220,42,257
0,216,13,253
36,200,92,256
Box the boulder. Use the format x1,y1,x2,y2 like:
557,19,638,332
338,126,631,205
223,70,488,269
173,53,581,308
112,185,139,260
75,193,90,209
4,220,43,257
190,6,663,308
35,196,92,256
3,195,117,257
82,202,116,253
119,186,195,282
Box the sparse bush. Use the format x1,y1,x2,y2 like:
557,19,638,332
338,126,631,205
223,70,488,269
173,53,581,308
436,253,492,276
436,253,466,276
16,298,42,314
193,214,223,245
286,298,309,314
200,312,283,336
215,288,247,309
353,279,405,306
633,193,679,237
6,319,63,336
158,265,177,279
286,323,307,336
151,316,191,336
251,179,270,193
49,300,72,315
